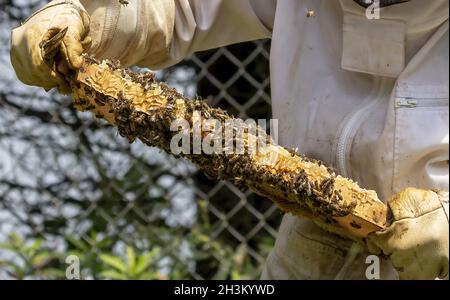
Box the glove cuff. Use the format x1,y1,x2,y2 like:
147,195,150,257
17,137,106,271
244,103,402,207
388,188,443,220
435,190,449,221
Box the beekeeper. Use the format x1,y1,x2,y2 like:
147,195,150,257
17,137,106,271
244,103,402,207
10,0,449,280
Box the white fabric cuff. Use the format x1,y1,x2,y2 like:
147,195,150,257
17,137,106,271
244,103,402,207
22,0,86,25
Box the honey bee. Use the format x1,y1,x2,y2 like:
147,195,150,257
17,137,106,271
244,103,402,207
94,97,106,106
334,191,343,202
203,110,211,119
320,177,335,197
305,181,312,196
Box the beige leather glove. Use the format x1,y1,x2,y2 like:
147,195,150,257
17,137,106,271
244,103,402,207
367,188,449,280
11,0,91,94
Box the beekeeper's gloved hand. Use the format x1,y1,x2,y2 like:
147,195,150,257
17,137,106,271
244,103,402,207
11,0,91,94
367,188,449,280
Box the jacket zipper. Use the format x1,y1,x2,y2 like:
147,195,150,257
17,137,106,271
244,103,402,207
395,97,449,108
334,78,390,178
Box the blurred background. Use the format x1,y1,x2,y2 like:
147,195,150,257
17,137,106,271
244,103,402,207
0,0,281,279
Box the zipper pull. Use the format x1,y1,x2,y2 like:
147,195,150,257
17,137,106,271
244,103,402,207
395,98,418,108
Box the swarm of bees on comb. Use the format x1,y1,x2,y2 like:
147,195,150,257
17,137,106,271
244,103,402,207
64,54,390,241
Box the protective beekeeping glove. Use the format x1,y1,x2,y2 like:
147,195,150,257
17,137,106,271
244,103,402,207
367,188,449,280
11,0,91,94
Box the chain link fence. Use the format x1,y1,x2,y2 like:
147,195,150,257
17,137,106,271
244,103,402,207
0,0,281,280
181,41,281,276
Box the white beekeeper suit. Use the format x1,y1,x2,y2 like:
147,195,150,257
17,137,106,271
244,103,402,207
10,0,449,279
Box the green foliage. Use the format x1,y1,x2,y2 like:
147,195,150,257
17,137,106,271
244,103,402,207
0,211,273,280
0,233,65,279
99,247,162,280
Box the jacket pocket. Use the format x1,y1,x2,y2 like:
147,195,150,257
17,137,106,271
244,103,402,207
393,91,449,194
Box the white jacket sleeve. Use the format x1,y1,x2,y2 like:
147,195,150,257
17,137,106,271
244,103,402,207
80,0,275,69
